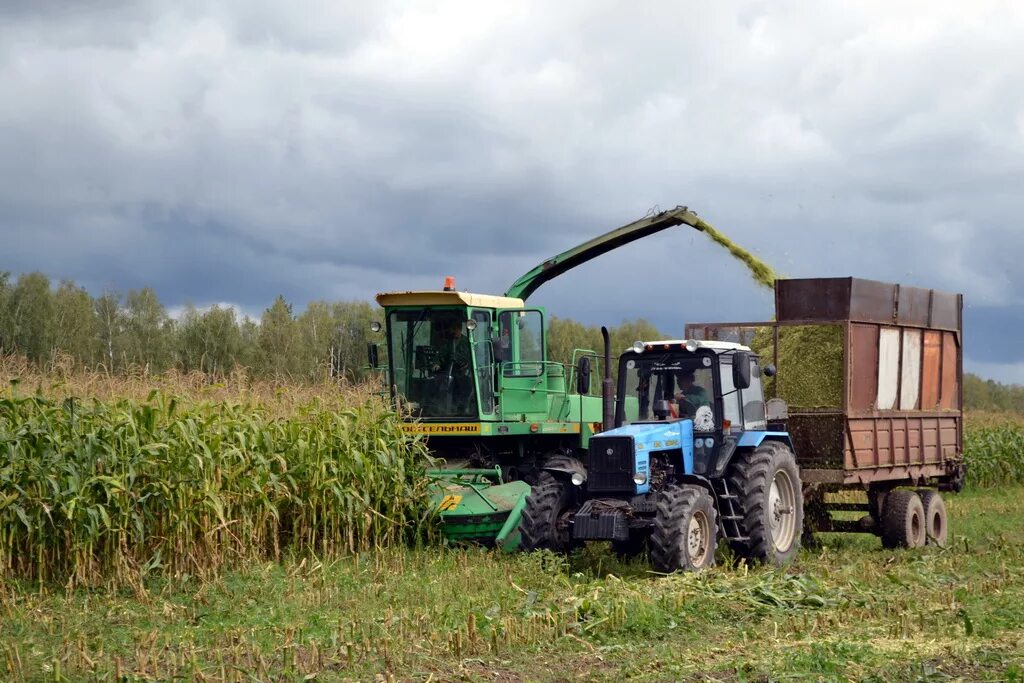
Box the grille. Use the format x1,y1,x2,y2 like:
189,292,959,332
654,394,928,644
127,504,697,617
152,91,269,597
587,436,635,493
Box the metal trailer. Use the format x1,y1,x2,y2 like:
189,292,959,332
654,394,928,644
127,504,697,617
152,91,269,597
686,277,964,547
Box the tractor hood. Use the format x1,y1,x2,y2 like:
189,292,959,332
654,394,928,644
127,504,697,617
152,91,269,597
591,419,697,491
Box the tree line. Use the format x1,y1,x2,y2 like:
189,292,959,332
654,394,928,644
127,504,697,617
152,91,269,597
2,271,1019,408
962,373,1024,413
0,272,377,381
0,271,670,383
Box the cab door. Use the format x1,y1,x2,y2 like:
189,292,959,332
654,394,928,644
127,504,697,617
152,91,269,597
496,309,548,417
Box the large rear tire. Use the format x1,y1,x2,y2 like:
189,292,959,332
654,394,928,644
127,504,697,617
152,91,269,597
916,489,948,547
728,441,803,565
881,489,926,548
519,472,575,552
650,485,717,573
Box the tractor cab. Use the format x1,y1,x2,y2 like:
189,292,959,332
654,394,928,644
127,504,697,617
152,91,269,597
585,339,776,498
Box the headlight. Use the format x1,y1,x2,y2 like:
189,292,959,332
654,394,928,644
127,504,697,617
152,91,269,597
370,321,382,333
703,437,715,448
466,319,477,331
571,472,586,486
632,341,645,354
685,339,699,352
633,472,648,486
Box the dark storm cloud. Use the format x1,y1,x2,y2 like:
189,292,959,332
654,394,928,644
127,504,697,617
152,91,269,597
1,1,1023,379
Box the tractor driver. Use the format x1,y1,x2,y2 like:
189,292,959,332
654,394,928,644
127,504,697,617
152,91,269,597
670,368,710,418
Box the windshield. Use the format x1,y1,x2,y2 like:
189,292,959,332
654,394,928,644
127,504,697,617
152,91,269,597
618,352,715,428
388,308,478,418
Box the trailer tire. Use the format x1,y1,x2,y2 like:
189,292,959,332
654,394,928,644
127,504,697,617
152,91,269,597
916,489,948,547
650,485,717,573
881,489,926,549
728,441,803,565
519,472,575,552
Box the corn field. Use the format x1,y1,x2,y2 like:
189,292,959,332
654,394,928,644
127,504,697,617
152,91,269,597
0,392,435,587
963,420,1024,489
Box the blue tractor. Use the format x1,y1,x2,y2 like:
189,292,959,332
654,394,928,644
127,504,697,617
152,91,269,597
519,334,804,572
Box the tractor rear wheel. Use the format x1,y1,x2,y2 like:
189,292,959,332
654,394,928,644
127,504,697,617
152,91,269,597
650,485,717,573
881,489,926,548
916,489,948,547
728,441,803,565
519,472,575,552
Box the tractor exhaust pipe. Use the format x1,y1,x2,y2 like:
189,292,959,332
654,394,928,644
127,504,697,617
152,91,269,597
601,326,614,432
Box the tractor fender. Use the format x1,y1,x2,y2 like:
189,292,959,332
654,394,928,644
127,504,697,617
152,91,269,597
672,474,721,515
710,433,794,478
539,453,587,481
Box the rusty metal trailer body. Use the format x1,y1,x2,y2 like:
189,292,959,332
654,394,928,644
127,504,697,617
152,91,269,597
686,277,964,543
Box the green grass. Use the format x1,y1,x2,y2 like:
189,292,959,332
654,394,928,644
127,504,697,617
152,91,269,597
2,486,1022,682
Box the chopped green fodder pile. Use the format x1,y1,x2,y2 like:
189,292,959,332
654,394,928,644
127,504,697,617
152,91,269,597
749,325,845,409
0,393,435,587
698,221,847,408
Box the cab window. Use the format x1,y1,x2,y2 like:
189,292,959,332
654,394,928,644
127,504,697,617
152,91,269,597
499,310,544,377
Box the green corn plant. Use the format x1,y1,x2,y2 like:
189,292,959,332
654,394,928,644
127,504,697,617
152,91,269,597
0,392,435,587
964,422,1024,489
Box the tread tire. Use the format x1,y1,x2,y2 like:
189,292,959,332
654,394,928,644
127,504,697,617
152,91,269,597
519,472,573,552
881,489,926,549
916,489,948,547
650,485,717,573
727,441,804,565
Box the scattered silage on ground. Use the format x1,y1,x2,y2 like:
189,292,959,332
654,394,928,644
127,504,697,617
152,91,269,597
0,390,435,587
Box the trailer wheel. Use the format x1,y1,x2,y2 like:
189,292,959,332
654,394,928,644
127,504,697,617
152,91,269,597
728,441,803,565
916,489,948,547
650,485,717,573
881,489,926,549
519,472,575,552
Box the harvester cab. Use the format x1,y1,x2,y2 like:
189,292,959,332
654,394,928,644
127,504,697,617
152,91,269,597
523,337,804,572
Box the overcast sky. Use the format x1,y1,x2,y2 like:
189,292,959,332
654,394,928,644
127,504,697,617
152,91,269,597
2,1,1023,380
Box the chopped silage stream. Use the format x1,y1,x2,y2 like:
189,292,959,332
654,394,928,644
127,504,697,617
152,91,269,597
697,221,845,408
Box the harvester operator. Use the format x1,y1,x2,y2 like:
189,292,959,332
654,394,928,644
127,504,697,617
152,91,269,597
434,320,474,413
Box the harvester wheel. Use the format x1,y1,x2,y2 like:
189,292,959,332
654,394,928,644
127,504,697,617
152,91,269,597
519,472,575,552
728,441,803,565
881,489,926,549
650,485,717,573
916,489,948,547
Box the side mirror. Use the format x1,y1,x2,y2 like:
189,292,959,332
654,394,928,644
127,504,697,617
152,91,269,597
576,356,592,395
763,363,777,378
732,351,751,389
367,343,379,369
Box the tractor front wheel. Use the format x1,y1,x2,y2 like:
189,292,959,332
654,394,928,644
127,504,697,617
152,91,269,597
650,484,718,573
519,472,575,552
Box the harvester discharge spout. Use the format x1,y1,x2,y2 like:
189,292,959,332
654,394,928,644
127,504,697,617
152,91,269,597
504,205,710,301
